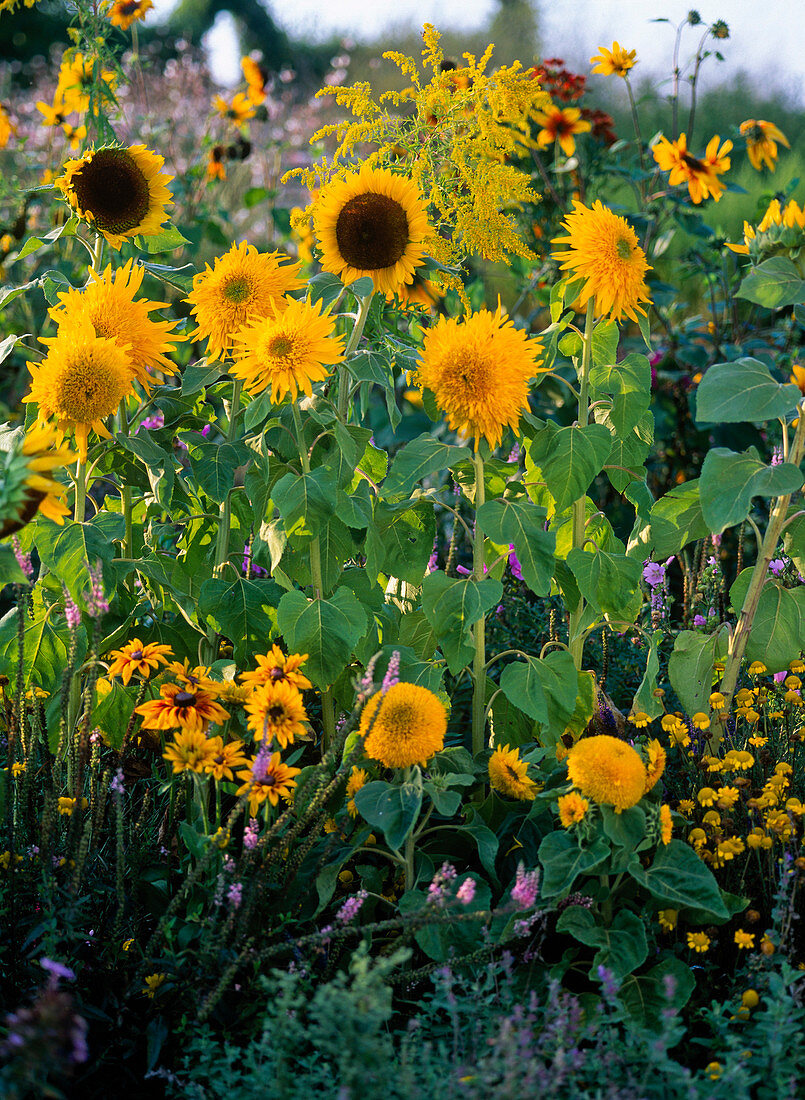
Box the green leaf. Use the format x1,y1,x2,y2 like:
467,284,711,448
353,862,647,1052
695,358,800,424
271,467,338,537
0,594,86,701
619,958,694,1026
276,586,368,689
33,517,115,604
699,447,803,533
627,840,728,920
382,435,471,498
729,572,805,673
135,226,190,253
601,410,653,493
668,629,728,716
565,546,642,621
590,352,651,436
539,832,610,898
600,804,648,852
181,362,222,396
498,651,579,735
529,423,612,513
186,440,253,505
139,261,196,293
91,679,138,751
364,502,435,586
354,775,422,850
477,498,555,596
635,479,709,557
198,577,282,665
736,257,805,309
591,318,619,368
423,780,461,817
420,572,503,675
556,906,648,981
632,630,664,718
0,544,27,586
308,272,344,309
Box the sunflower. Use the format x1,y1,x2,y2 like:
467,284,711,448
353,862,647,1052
346,766,369,816
589,41,637,77
55,52,117,115
185,241,303,362
241,56,267,105
740,119,789,172
488,743,538,801
552,200,651,323
55,144,173,249
230,296,345,404
108,0,153,30
62,122,86,151
244,680,309,748
24,321,134,460
137,683,230,733
239,645,312,692
203,737,250,781
106,637,174,684
558,790,589,826
314,165,430,296
644,738,666,793
36,100,71,128
360,682,446,769
236,752,301,814
161,728,218,774
213,92,256,124
413,304,545,451
651,132,732,204
0,425,75,537
0,104,16,148
49,260,181,390
566,735,648,813
534,104,591,157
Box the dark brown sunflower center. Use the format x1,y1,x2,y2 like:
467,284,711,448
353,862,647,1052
71,148,151,235
681,152,705,172
222,276,251,303
174,690,196,707
335,192,409,271
130,649,144,660
505,764,521,781
268,704,286,720
269,667,286,681
262,773,278,787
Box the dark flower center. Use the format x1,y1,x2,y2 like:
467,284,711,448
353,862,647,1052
267,704,285,721
269,667,286,681
335,192,409,271
681,152,705,172
222,276,251,303
262,773,278,787
174,690,197,707
71,148,151,235
130,649,144,660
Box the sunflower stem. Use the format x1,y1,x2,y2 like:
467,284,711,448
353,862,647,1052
291,400,336,750
403,765,415,891
337,291,373,422
205,380,243,660
74,455,87,524
624,77,647,205
118,399,133,560
91,231,104,274
471,450,487,758
568,299,595,671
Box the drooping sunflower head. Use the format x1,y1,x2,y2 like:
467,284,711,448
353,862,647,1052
55,144,173,249
230,295,345,404
643,738,666,793
558,790,589,827
50,259,181,390
241,56,267,104
552,199,652,323
314,165,431,296
108,0,153,30
413,304,546,451
346,766,369,816
488,743,538,801
185,240,303,362
739,118,790,173
566,734,648,813
0,424,76,537
360,682,447,769
25,320,135,460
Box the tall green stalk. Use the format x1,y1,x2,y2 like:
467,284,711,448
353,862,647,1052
568,299,596,670
74,456,87,523
337,291,373,422
212,379,243,579
471,450,487,756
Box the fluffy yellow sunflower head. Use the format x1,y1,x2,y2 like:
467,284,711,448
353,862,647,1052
558,790,589,826
25,320,134,460
488,743,538,801
314,165,431,295
346,766,369,816
740,119,790,173
566,734,647,813
230,295,345,404
413,304,545,451
552,200,652,323
49,259,181,390
185,240,303,362
360,682,446,769
55,143,173,248
0,424,76,537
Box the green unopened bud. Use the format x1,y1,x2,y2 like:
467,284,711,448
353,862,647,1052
687,10,702,25
710,19,729,39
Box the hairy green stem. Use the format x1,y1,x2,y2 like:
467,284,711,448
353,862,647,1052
471,450,487,756
74,455,87,524
204,380,243,661
337,291,373,422
568,299,595,669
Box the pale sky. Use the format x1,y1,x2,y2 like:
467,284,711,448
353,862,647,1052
150,0,805,103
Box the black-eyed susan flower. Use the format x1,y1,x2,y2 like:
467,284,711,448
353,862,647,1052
55,144,173,249
360,683,447,769
161,728,218,773
734,929,755,950
413,304,545,452
314,165,430,296
108,0,153,30
213,92,256,124
25,321,134,461
651,132,732,204
185,240,302,362
203,737,249,781
138,684,230,734
566,735,647,813
0,425,75,537
589,41,637,77
489,743,538,801
552,200,651,323
236,752,301,814
534,104,591,157
230,296,345,404
239,645,312,692
244,680,309,748
740,119,789,172
106,638,173,684
49,260,181,391
558,790,589,826
165,659,221,696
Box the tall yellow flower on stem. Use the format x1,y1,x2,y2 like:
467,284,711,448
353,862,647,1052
314,165,430,296
239,645,312,692
590,41,637,77
413,305,545,452
534,104,591,157
25,320,134,461
739,119,790,173
213,92,256,124
552,200,651,323
185,240,303,362
106,637,173,684
230,296,345,404
55,144,173,248
108,0,153,30
651,132,732,204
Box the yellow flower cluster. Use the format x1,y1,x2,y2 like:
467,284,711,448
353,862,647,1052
728,197,805,260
